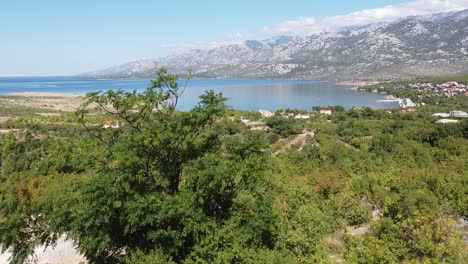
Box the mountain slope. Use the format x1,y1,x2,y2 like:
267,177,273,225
82,10,468,80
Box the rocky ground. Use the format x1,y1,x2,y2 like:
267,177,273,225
0,236,86,264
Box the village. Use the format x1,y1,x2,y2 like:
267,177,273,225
102,106,468,129
432,110,468,124
394,81,468,98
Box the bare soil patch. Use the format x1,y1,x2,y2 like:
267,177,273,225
1,93,85,112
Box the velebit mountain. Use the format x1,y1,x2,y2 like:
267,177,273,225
83,10,468,80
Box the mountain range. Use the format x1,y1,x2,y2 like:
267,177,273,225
82,9,468,81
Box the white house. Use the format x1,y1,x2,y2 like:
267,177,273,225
400,98,417,108
450,111,468,118
436,119,459,124
319,109,332,115
259,110,274,118
294,114,310,119
432,113,450,118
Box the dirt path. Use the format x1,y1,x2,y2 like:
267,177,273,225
272,130,315,156
336,139,358,151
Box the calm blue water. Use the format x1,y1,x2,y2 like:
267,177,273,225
0,76,397,111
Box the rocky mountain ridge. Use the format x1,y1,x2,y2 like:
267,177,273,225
82,10,468,81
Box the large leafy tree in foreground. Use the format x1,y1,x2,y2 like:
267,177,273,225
70,69,231,262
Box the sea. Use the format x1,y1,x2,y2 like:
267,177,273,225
0,76,398,111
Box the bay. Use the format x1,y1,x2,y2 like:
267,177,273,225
0,76,398,111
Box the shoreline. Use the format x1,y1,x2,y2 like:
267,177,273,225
6,92,84,98
337,80,382,87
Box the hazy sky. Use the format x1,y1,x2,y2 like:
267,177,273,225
1,0,467,76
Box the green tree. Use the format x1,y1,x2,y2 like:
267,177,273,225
265,117,302,138
62,69,231,261
1,133,28,176
275,108,284,116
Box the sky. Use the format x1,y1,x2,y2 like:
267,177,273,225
1,0,467,76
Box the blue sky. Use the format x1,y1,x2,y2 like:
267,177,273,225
0,0,466,76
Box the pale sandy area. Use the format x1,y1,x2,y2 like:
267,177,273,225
36,113,64,117
0,93,85,112
7,92,84,98
0,116,12,123
0,236,87,264
0,129,20,133
338,80,381,87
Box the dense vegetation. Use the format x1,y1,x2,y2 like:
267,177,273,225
0,70,467,263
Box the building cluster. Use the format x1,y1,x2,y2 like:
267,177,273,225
258,109,332,119
432,110,468,124
406,81,468,97
377,96,418,108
